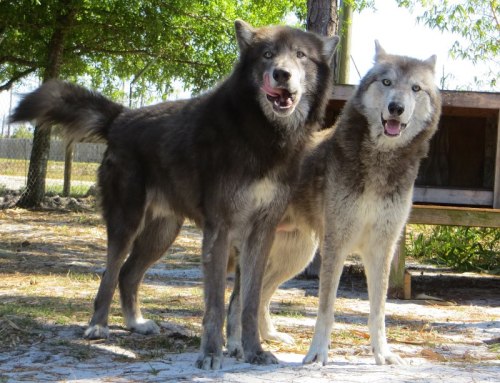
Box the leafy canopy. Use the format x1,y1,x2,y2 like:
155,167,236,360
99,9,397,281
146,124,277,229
0,0,306,99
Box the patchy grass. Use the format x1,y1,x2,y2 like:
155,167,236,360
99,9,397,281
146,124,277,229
0,158,99,183
45,184,95,198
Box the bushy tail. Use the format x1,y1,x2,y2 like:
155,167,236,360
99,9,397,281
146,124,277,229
9,80,124,143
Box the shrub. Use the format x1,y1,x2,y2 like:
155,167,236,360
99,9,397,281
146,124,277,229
407,225,500,275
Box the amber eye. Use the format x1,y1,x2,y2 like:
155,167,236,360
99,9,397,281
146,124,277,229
263,51,273,59
382,79,392,86
297,50,306,58
412,84,421,92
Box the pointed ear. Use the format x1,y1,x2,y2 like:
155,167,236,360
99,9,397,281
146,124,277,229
374,40,387,62
424,54,437,71
323,35,340,61
234,19,255,53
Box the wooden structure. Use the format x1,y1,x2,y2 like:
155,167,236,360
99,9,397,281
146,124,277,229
326,85,500,298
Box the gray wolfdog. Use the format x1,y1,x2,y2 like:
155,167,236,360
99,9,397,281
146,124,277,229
227,41,441,365
10,21,339,369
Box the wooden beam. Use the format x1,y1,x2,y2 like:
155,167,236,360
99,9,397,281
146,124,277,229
331,84,354,101
441,90,500,111
408,205,500,228
330,86,500,117
413,187,493,206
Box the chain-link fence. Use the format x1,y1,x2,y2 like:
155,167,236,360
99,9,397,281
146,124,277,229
0,138,104,196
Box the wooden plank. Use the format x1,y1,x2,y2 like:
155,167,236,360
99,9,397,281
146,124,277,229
441,90,500,111
494,111,500,209
331,84,354,101
404,270,411,300
441,106,497,118
330,86,500,114
413,187,493,206
408,205,500,227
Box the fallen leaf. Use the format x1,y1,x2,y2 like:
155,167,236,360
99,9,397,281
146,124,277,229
421,348,447,362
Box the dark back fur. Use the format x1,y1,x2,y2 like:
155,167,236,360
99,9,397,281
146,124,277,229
10,24,335,228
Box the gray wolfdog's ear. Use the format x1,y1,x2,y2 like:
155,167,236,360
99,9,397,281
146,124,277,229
424,54,437,71
234,19,255,53
323,35,340,62
374,40,387,62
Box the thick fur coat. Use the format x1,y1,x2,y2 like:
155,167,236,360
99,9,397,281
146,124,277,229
227,41,442,366
10,21,338,369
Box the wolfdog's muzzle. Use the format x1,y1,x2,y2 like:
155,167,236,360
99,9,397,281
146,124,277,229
261,71,296,112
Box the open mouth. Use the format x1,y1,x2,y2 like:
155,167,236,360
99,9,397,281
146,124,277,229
261,73,295,112
381,115,407,137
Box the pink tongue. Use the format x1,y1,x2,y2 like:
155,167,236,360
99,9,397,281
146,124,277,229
385,120,401,135
261,73,284,97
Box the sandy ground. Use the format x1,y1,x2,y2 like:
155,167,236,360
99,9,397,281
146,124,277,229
1,267,499,382
0,208,499,382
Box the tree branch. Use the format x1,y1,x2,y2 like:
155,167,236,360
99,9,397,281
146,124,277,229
0,67,37,91
0,55,38,66
490,0,500,30
73,46,212,67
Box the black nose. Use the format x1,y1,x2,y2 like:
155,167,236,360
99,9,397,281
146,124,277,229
273,68,291,82
388,102,404,116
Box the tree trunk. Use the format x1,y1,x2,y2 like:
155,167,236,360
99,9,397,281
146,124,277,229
303,0,339,278
16,126,52,207
306,0,338,36
17,3,77,208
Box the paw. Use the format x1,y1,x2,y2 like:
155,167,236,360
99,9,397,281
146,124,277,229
303,345,329,365
195,353,223,370
244,350,278,365
226,340,244,360
84,324,109,340
374,350,405,365
264,331,295,345
128,319,160,335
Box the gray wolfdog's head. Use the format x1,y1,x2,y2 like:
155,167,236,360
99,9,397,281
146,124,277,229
234,20,339,126
357,41,441,150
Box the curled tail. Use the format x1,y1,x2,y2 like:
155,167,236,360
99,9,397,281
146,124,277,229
9,80,124,143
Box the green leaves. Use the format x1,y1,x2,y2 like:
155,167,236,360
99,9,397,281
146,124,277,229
395,0,499,89
407,225,500,275
0,0,306,99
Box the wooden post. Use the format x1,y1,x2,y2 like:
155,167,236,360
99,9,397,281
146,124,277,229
388,226,407,299
338,1,353,84
493,111,500,208
63,142,73,197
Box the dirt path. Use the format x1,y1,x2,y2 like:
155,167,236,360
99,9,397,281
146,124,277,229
0,209,499,382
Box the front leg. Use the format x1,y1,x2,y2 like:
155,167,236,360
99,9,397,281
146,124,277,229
362,235,405,365
259,229,319,345
303,233,347,365
196,223,230,370
226,264,243,359
239,215,281,365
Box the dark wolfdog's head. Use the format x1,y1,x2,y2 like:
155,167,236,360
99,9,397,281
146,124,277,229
234,20,338,127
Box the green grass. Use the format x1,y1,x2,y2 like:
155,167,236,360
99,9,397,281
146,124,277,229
406,225,500,275
0,158,98,197
45,184,94,197
0,158,99,182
